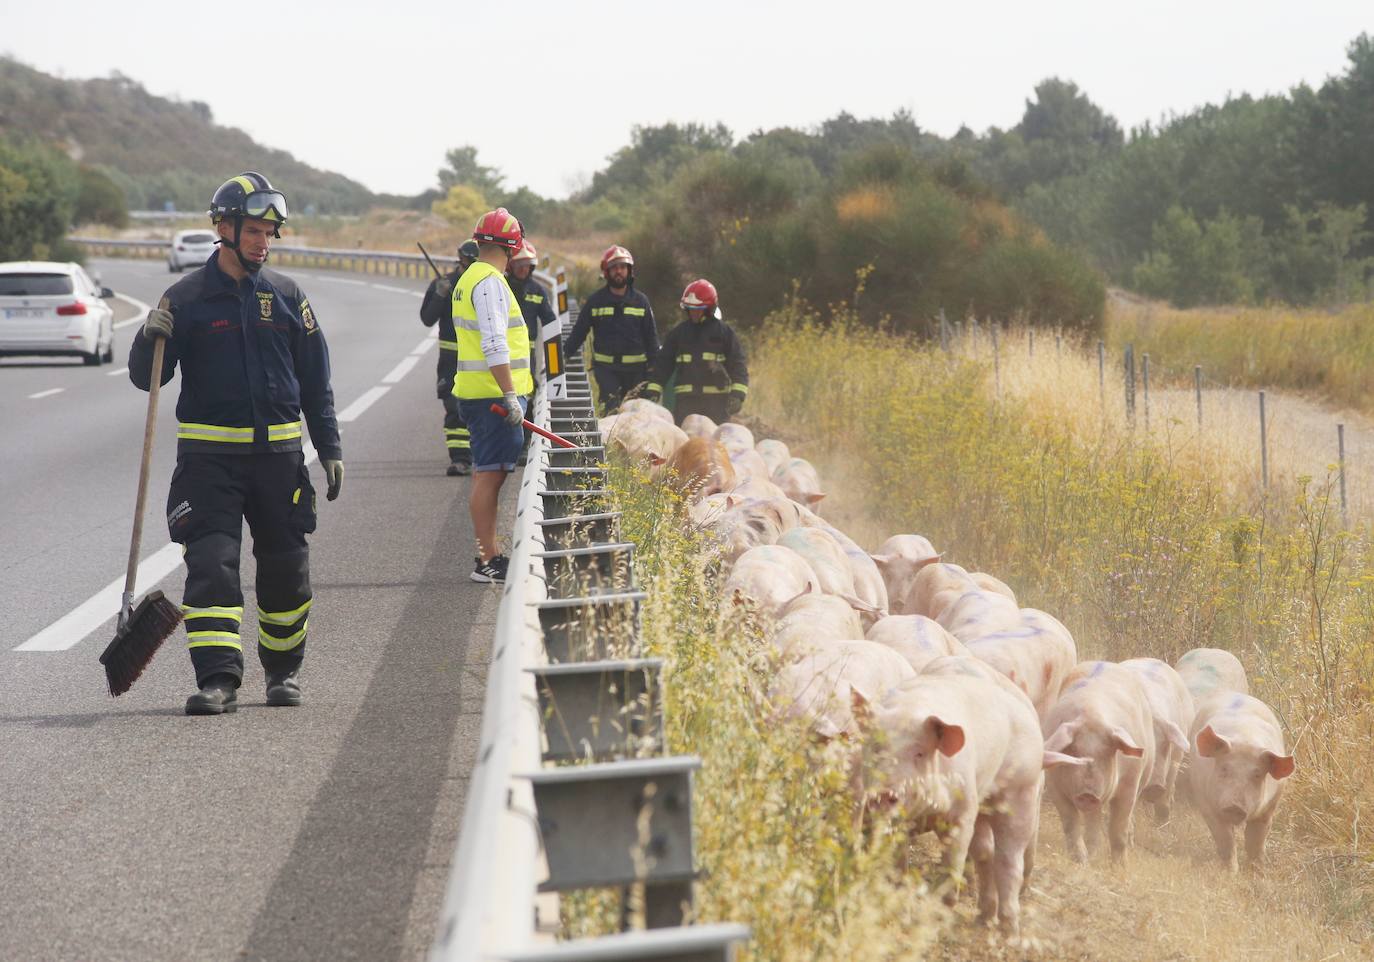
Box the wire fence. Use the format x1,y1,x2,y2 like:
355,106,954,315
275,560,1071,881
937,312,1369,525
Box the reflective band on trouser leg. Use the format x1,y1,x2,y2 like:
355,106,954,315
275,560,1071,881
445,427,470,450
731,383,749,396
183,531,247,686
255,548,311,673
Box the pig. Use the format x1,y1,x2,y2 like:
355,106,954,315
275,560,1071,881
936,589,1022,644
961,608,1077,719
728,477,787,500
756,438,792,476
778,527,858,599
1121,658,1195,820
858,671,1044,935
729,448,773,486
770,590,866,657
687,492,732,529
969,571,1016,606
792,509,888,618
680,413,718,439
871,535,943,615
713,422,756,458
663,438,736,501
773,456,827,510
721,544,819,617
707,496,805,563
1041,661,1155,863
770,640,915,740
1188,691,1295,872
1175,647,1250,703
866,615,969,672
906,562,979,621
618,397,675,423
607,413,688,465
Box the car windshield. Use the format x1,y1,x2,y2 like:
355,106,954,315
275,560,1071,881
0,273,74,296
181,233,216,244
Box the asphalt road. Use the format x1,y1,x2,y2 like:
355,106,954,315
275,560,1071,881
0,258,509,961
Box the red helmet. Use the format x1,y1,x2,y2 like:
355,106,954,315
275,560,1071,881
680,278,718,310
472,208,523,249
510,240,538,266
600,245,634,277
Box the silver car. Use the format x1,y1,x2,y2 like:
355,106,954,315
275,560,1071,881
167,229,218,272
0,262,116,366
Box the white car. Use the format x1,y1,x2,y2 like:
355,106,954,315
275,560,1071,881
168,229,218,271
0,262,116,366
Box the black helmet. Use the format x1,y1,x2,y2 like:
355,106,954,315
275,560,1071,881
209,172,288,234
458,239,479,261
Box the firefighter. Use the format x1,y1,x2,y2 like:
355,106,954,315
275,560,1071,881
561,244,658,415
129,172,342,715
643,279,748,426
507,239,555,464
452,208,533,584
420,239,479,475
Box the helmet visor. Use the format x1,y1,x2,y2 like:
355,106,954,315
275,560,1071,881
243,190,289,223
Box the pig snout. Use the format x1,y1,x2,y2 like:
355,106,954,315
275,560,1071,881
1220,804,1248,825
1073,792,1102,811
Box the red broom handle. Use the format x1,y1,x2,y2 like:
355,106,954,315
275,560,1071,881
490,403,578,449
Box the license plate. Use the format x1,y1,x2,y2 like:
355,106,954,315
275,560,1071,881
4,308,47,319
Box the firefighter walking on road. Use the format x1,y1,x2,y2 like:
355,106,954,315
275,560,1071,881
507,240,555,463
643,278,748,426
129,172,343,715
562,245,658,415
420,240,478,475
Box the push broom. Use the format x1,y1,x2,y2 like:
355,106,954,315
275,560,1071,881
99,331,182,695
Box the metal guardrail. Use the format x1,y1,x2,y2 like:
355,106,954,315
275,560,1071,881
428,332,749,960
70,236,471,280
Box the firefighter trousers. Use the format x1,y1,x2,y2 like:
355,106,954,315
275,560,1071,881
672,393,732,426
592,363,649,416
441,393,471,465
166,451,316,687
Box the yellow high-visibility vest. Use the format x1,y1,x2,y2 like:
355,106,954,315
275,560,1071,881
450,261,533,399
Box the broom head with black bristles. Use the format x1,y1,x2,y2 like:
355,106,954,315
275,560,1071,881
99,591,182,696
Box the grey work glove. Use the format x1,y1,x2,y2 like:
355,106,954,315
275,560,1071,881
429,276,452,299
143,308,174,339
502,391,524,427
323,459,344,501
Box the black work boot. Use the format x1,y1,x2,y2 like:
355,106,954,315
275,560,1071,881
265,669,303,707
447,459,472,477
186,674,238,715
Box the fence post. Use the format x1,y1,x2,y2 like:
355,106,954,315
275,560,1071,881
1142,353,1151,431
1028,329,1034,358
1098,340,1106,409
1055,332,1062,359
938,309,949,354
1194,366,1203,428
1259,391,1269,489
1338,423,1349,527
992,323,1001,401
1124,344,1136,425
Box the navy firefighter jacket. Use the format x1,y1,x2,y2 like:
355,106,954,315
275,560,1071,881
129,252,342,462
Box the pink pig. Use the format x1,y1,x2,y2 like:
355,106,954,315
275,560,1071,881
1121,657,1194,820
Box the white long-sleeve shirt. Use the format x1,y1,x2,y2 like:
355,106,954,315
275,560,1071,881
472,273,512,366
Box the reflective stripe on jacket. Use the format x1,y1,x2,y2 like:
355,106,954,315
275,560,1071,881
561,285,658,366
450,261,533,399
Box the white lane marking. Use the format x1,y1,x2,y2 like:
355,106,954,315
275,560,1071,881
337,386,389,422
106,366,129,377
29,388,64,400
113,292,153,329
372,284,413,295
382,355,421,384
410,334,438,356
16,543,184,651
322,277,367,286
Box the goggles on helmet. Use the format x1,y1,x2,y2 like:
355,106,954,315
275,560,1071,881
243,190,289,223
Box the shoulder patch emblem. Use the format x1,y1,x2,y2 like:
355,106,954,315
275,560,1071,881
257,292,274,320
301,298,318,333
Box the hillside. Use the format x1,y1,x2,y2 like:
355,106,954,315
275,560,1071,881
0,57,375,214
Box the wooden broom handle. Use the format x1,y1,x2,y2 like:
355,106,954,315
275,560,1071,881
124,335,166,599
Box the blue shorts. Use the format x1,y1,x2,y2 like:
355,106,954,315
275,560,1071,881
459,396,527,472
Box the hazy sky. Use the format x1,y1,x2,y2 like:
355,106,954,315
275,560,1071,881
4,0,1370,199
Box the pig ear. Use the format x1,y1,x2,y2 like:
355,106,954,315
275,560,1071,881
1043,750,1089,769
726,495,739,509
1109,726,1145,758
1195,725,1230,758
1265,752,1296,780
915,553,942,569
1160,719,1190,753
806,493,827,505
929,716,966,756
840,593,883,615
1044,720,1078,753
814,716,841,741
870,553,895,566
850,688,875,729
650,454,667,467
